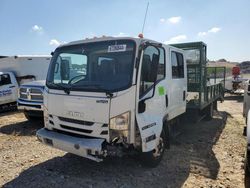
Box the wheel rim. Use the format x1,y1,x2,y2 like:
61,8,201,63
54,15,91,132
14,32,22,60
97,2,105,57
152,137,165,158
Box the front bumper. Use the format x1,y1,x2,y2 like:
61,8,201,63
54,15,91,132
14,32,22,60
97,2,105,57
17,99,43,111
36,128,105,162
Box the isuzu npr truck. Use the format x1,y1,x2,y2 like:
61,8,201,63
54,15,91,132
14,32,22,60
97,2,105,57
37,36,225,166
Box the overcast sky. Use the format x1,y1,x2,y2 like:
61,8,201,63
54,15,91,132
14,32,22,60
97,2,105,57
0,0,249,62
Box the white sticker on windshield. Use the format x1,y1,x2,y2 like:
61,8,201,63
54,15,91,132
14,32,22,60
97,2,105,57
108,44,126,52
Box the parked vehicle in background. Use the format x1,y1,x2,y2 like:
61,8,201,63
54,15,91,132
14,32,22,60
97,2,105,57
243,80,250,121
225,66,247,95
18,80,46,120
0,55,50,119
243,79,250,175
0,71,19,111
37,36,225,167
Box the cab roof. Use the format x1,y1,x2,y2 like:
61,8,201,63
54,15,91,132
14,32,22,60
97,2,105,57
59,36,162,48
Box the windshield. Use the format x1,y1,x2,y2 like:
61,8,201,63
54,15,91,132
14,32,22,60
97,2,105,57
47,40,136,92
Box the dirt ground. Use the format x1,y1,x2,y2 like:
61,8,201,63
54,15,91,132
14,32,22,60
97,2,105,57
0,94,248,188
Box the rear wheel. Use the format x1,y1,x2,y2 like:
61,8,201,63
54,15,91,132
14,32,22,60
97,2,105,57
140,130,166,168
205,103,213,121
213,101,218,111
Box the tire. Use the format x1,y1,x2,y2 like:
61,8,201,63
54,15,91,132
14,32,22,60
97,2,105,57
24,112,39,121
164,122,170,149
205,103,213,121
140,130,166,168
245,150,250,176
213,101,218,111
187,109,199,123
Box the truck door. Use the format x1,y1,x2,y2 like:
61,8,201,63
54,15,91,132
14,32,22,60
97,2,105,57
0,73,17,105
136,44,168,152
168,49,187,117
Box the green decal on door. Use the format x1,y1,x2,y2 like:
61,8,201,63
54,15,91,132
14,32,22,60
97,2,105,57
158,86,165,96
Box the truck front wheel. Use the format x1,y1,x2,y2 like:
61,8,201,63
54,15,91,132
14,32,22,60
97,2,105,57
140,130,166,168
245,150,250,176
24,112,39,121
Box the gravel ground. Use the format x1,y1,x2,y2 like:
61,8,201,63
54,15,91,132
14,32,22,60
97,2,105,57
0,94,248,188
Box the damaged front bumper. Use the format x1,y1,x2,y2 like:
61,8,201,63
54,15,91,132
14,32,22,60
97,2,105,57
36,128,105,162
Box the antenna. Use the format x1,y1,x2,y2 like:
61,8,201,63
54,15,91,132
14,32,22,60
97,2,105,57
141,2,149,34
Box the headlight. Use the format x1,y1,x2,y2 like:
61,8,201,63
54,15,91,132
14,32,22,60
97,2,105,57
110,111,130,130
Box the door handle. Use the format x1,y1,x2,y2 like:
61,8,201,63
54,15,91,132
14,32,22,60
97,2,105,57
9,85,15,88
165,94,168,107
183,90,186,101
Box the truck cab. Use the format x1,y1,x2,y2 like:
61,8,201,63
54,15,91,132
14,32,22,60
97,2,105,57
0,72,18,111
37,36,188,166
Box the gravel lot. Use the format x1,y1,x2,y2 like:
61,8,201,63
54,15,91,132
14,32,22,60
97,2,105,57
0,94,248,188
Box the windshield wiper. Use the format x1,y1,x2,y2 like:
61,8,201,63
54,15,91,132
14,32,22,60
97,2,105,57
48,82,113,97
80,84,114,98
47,82,71,95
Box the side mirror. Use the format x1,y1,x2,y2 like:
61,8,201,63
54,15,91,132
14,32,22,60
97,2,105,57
60,60,70,80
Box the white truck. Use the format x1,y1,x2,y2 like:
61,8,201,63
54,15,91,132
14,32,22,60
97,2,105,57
36,37,225,167
0,55,50,118
243,80,250,174
243,80,250,121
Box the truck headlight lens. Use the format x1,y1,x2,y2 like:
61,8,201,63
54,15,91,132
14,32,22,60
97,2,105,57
110,111,130,130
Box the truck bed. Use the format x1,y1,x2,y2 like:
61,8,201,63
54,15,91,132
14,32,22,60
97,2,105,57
170,42,225,110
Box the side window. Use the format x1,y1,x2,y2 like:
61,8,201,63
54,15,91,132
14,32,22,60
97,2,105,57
139,46,165,97
157,48,165,80
171,51,184,78
0,74,11,86
177,53,184,78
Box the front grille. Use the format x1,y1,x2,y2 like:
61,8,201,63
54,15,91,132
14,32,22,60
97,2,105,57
30,88,42,94
53,115,109,139
53,128,93,138
19,87,43,102
60,124,93,134
20,88,27,93
31,95,43,100
58,116,94,126
20,93,28,99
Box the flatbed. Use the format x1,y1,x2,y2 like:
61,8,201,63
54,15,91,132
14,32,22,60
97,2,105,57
171,42,225,120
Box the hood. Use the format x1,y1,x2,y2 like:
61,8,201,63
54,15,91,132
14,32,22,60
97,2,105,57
21,80,46,87
47,91,110,124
